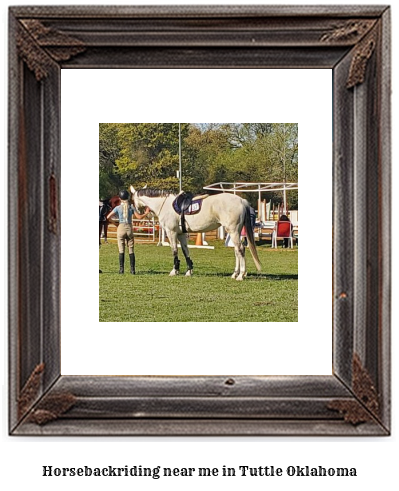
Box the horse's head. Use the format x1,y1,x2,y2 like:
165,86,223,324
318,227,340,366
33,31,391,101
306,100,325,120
130,184,147,211
130,185,139,209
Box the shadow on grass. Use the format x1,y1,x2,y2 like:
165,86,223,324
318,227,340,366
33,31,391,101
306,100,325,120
250,273,298,281
100,270,298,281
191,272,298,281
99,270,169,275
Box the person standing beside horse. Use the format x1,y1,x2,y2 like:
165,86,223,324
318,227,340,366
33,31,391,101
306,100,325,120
107,190,150,274
99,198,112,245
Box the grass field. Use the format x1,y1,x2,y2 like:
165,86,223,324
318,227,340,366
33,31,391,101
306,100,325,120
99,241,298,322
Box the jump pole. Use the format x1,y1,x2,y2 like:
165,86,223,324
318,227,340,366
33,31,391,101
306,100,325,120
188,232,214,250
159,227,214,249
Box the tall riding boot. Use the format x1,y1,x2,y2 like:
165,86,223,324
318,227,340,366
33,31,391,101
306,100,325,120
129,253,136,274
119,253,125,274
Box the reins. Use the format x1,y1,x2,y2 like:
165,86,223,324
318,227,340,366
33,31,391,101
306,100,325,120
143,193,169,218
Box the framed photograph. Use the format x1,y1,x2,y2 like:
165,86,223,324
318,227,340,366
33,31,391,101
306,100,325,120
9,5,390,435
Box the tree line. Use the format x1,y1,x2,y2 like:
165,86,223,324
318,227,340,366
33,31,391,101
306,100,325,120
99,123,298,208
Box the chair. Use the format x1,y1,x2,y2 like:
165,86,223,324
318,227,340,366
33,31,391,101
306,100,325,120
292,225,298,246
272,220,294,248
258,221,276,243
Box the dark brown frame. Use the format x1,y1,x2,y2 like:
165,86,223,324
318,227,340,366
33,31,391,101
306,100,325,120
9,5,391,436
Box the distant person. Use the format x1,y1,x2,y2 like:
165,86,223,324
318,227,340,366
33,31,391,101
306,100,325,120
107,190,150,274
279,214,291,248
249,206,256,230
242,206,257,246
99,198,112,245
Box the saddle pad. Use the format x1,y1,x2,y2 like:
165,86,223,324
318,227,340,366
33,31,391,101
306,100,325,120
172,198,203,215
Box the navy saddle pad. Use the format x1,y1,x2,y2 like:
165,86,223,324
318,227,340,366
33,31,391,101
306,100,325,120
172,195,203,216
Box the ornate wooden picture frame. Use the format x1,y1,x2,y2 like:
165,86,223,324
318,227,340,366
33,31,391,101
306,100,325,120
9,5,391,436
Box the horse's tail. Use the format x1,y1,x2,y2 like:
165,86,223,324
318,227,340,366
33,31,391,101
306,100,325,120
244,203,262,272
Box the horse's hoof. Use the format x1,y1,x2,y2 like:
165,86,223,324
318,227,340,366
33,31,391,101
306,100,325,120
236,275,244,281
231,272,238,279
169,270,179,276
185,270,193,277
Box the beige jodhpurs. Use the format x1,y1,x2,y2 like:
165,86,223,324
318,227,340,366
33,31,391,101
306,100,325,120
117,224,134,254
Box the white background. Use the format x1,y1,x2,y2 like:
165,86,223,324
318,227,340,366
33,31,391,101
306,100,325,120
61,68,332,376
1,1,397,491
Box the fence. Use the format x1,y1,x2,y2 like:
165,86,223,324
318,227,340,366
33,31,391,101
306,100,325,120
104,218,158,243
103,221,222,245
103,221,297,246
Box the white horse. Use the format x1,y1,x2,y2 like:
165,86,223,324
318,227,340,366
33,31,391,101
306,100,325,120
130,186,261,281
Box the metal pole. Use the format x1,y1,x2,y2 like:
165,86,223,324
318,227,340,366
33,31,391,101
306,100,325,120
283,184,287,214
179,123,182,192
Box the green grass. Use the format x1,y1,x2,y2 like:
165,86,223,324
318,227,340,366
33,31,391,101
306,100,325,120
99,241,298,322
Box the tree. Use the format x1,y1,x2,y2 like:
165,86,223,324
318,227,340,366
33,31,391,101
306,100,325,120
98,123,298,208
185,124,235,190
265,123,298,208
114,123,191,191
99,123,123,198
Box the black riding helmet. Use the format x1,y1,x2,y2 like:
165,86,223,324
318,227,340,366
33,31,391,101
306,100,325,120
119,190,129,200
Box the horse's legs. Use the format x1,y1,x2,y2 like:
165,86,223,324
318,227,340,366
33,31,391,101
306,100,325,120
167,231,180,276
178,234,194,276
229,231,246,281
238,242,247,281
231,245,240,279
104,221,108,243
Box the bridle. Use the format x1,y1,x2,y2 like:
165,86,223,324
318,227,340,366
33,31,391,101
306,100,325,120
135,192,169,218
157,194,169,218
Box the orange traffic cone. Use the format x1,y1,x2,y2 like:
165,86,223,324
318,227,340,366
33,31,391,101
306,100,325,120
195,233,203,246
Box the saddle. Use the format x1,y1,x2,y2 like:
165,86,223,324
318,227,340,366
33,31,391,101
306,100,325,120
172,191,208,233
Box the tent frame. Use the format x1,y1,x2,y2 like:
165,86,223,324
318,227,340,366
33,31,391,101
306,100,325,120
203,182,298,215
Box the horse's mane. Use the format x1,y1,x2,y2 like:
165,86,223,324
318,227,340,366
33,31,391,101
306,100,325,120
137,189,175,198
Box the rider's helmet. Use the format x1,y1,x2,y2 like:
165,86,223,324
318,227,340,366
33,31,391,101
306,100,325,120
119,190,129,201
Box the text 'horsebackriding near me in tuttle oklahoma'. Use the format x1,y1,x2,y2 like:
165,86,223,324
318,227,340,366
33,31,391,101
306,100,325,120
130,185,261,280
